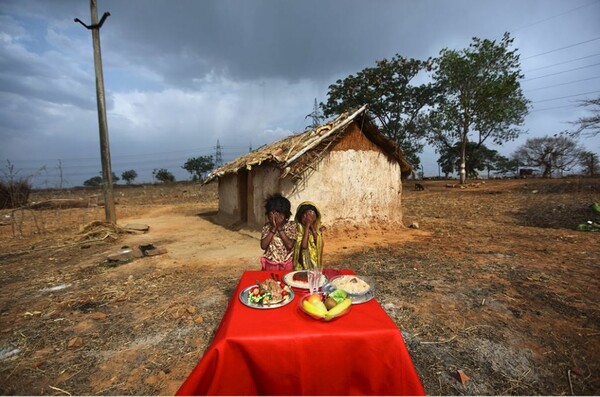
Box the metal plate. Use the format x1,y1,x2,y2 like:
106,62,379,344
283,271,328,289
239,285,295,309
322,277,376,305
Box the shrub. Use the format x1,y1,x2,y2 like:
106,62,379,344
0,179,31,209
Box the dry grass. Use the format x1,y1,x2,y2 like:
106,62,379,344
0,178,599,395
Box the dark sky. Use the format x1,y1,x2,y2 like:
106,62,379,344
1,0,599,186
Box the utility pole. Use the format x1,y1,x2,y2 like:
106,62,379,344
75,0,116,224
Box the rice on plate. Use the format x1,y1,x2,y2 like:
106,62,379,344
330,275,371,295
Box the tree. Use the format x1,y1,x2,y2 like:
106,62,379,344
437,141,511,179
512,136,584,178
428,32,529,184
182,156,214,181
84,171,119,186
578,151,599,177
569,96,600,137
121,170,138,184
321,54,436,170
153,168,175,183
83,176,103,187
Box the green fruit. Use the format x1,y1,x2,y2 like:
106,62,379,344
302,300,327,316
325,298,352,320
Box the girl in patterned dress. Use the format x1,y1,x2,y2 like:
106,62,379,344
260,194,297,271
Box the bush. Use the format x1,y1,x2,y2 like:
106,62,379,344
0,179,31,209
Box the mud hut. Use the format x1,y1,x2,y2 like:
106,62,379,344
204,105,412,228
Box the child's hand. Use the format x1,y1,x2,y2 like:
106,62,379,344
269,211,278,230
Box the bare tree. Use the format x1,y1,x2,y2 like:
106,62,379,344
512,135,584,178
569,96,600,137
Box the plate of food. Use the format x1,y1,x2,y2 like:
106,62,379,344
239,278,294,309
322,274,375,304
283,270,328,290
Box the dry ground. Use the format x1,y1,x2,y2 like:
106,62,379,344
0,178,599,395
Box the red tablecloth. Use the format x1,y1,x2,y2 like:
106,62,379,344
177,270,425,396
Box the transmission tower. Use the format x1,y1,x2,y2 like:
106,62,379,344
215,140,223,167
306,98,323,129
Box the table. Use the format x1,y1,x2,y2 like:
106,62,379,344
176,270,425,396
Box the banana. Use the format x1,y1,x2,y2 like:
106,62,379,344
303,300,327,316
325,298,352,320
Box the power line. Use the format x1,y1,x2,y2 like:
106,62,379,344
522,62,600,81
523,53,600,73
525,75,600,92
531,90,600,104
530,104,579,112
522,36,600,60
513,0,600,32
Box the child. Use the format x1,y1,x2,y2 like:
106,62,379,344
260,194,296,271
293,201,324,270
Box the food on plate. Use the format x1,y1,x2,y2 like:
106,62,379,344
330,275,370,295
300,293,352,321
248,278,291,305
292,271,308,283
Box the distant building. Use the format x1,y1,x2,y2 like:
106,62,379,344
204,105,412,228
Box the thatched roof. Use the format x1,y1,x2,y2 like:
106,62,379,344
204,105,413,183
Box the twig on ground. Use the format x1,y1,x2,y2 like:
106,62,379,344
568,369,574,395
49,385,71,396
421,335,457,344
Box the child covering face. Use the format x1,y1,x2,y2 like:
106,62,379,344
293,201,324,271
260,194,296,271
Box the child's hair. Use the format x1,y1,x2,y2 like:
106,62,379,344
295,203,319,223
264,193,292,219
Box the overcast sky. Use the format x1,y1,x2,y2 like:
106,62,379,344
1,0,599,187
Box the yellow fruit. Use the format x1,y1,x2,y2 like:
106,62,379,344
302,300,327,317
307,294,322,304
325,298,352,319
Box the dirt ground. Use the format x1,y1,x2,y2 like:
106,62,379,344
0,178,599,395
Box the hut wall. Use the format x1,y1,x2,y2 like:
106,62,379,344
217,174,239,217
285,125,403,226
249,166,281,226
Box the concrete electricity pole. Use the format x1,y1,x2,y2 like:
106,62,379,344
75,0,116,224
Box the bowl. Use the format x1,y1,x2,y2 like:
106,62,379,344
323,275,375,304
298,292,351,321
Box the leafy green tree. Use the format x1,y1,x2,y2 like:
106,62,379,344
121,170,138,184
437,141,510,178
569,96,600,137
83,176,103,187
321,55,436,170
87,171,119,186
182,156,214,181
153,168,175,183
492,156,520,178
512,136,584,178
578,151,599,177
428,33,529,184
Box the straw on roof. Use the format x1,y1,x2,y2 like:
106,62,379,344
204,105,412,183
